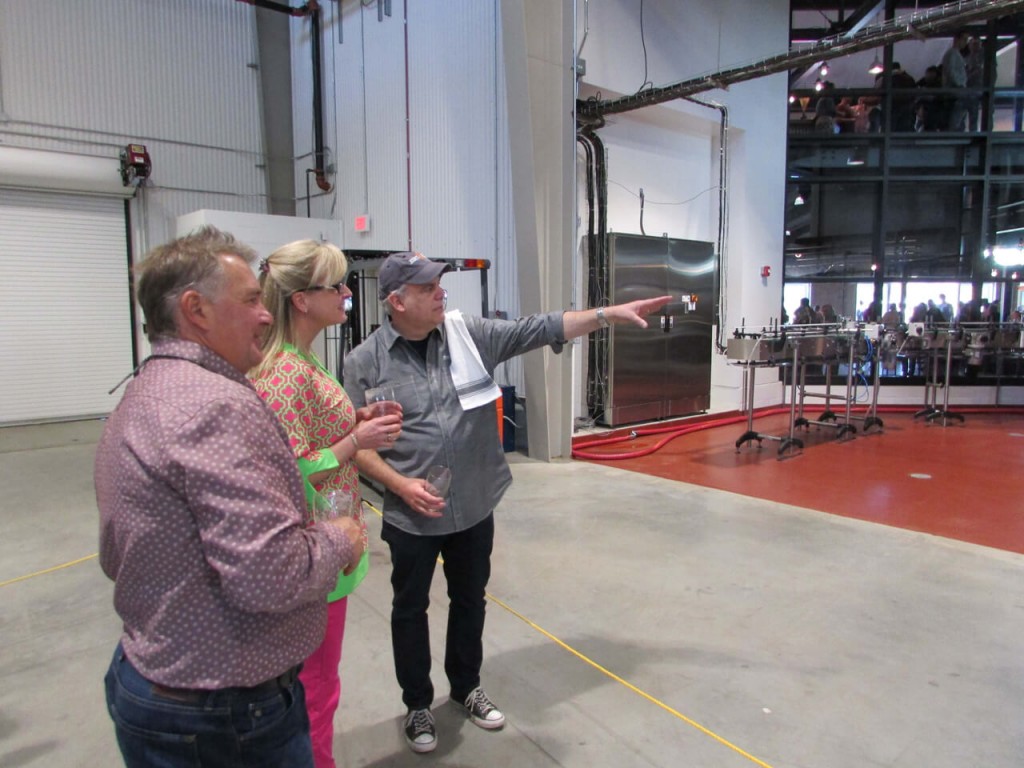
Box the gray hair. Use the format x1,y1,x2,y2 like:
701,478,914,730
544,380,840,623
135,226,257,341
381,283,407,316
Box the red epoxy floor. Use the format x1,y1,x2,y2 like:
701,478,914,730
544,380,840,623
573,408,1024,554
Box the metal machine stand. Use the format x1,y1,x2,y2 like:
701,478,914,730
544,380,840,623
734,359,796,455
913,328,965,426
729,322,886,459
778,341,805,458
793,339,856,441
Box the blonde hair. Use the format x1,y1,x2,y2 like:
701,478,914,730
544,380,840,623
251,239,348,378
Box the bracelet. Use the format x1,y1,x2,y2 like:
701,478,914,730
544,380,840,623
350,432,360,451
596,307,610,328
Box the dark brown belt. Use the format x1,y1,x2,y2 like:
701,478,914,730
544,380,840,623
151,664,301,703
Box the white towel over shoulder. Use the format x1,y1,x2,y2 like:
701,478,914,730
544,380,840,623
444,310,502,411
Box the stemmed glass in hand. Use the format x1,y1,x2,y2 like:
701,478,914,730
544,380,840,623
425,465,451,498
364,385,401,417
313,489,368,550
312,489,358,523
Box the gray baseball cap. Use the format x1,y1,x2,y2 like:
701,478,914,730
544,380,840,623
377,251,450,300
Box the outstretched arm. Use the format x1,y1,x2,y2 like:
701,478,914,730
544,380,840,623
561,295,673,340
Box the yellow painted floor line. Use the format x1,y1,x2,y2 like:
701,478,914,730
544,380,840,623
0,553,97,588
5,503,774,767
362,500,775,768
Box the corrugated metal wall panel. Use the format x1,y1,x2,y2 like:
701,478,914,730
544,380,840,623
359,5,411,250
313,0,368,238
0,0,271,250
293,1,407,249
493,20,524,393
0,131,266,202
0,0,263,152
328,2,375,248
303,2,517,324
406,2,497,265
0,190,131,424
289,10,321,217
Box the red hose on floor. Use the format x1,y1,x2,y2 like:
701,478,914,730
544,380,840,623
571,404,1024,461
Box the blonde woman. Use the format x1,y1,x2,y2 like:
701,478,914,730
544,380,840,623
251,240,401,768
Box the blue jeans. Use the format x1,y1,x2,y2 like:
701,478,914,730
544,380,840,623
104,644,314,768
382,513,494,710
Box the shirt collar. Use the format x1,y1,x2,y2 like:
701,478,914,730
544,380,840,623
149,338,253,388
378,316,445,350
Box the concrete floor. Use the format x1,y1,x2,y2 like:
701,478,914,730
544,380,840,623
1,420,1023,768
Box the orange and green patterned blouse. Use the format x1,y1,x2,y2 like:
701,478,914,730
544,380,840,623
252,343,368,600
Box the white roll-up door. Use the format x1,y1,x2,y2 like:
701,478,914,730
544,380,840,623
0,190,132,425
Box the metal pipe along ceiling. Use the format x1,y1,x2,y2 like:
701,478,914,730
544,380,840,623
236,0,332,192
578,0,1024,120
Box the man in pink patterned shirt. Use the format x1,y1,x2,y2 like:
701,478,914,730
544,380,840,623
95,227,365,768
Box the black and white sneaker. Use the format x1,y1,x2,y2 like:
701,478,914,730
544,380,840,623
403,708,437,753
461,687,506,730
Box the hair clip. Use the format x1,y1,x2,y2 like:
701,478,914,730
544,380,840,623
258,257,270,275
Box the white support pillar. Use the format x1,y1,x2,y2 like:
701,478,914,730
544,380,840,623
500,0,575,460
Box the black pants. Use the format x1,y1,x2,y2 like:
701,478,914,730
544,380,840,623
381,514,494,710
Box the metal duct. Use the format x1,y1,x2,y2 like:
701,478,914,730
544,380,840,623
0,146,135,198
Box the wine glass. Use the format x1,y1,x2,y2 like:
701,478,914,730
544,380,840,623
327,490,367,550
313,490,367,548
325,489,358,519
425,465,452,498
311,489,356,523
365,384,399,417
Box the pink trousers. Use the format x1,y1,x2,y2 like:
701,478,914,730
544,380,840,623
300,597,348,768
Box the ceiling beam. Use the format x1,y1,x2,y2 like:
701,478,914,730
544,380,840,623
580,0,1024,120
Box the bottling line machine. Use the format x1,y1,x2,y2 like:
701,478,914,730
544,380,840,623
727,321,885,458
885,320,1024,418
728,317,1024,457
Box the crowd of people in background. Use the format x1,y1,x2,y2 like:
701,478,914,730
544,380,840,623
789,292,1018,329
810,30,987,135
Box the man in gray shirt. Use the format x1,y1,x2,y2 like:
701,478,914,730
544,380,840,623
343,251,669,753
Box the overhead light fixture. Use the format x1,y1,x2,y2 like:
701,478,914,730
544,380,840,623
814,79,825,92
819,63,829,77
868,56,884,75
794,193,806,206
992,247,1024,267
789,93,796,104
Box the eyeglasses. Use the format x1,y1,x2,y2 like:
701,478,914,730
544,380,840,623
300,281,347,295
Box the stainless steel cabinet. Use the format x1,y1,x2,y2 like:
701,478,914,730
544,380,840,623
601,234,715,426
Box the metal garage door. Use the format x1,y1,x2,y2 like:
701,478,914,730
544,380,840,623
0,190,133,424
